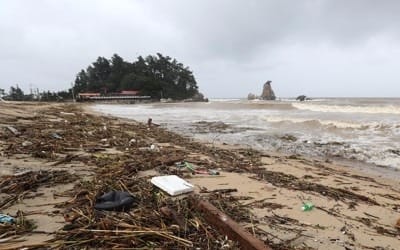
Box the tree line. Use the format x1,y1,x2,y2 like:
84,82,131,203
74,53,201,100
1,53,204,101
0,85,71,102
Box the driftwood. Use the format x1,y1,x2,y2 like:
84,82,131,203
190,197,271,250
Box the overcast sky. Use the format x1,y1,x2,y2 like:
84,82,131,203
1,0,400,98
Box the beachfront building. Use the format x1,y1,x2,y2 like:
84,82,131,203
78,92,101,101
77,90,151,103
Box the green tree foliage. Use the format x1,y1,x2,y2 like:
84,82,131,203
73,53,200,100
9,85,25,101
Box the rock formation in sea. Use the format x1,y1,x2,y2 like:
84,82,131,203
296,95,307,101
247,93,257,100
188,92,209,102
260,81,276,100
296,95,312,101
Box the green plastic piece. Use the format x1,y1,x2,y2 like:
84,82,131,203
302,202,314,211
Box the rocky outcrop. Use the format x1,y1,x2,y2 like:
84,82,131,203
296,95,307,101
247,93,257,100
296,95,311,101
260,81,276,100
186,92,208,102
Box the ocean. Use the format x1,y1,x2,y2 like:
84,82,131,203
92,98,400,172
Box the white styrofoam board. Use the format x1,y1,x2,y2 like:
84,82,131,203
150,175,194,196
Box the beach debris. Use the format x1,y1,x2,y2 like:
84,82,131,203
6,126,20,136
151,175,194,196
160,206,186,229
0,214,15,224
53,176,243,249
0,170,77,195
176,161,220,175
22,140,33,147
191,197,271,250
302,202,314,211
51,132,63,139
128,138,137,146
194,168,220,175
150,144,159,151
60,111,76,116
180,161,195,173
0,211,36,241
257,170,379,205
200,188,238,194
94,191,137,212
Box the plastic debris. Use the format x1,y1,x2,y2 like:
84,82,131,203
151,175,194,196
129,138,136,146
149,144,160,152
0,214,15,224
60,112,76,116
6,126,20,136
22,141,33,147
51,133,63,139
176,162,220,175
301,202,314,211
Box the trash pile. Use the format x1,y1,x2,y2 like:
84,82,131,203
46,176,243,249
0,211,36,242
0,170,77,210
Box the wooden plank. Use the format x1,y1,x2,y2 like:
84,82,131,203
191,197,271,250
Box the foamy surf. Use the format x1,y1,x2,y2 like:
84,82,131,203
292,102,400,114
92,97,400,170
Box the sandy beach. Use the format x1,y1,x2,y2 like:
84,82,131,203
1,102,399,249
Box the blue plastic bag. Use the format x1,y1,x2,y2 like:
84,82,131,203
0,214,15,224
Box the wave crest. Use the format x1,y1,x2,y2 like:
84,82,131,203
292,103,400,114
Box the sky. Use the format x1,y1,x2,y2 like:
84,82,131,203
1,0,400,98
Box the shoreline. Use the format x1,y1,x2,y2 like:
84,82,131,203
88,102,400,181
1,102,399,249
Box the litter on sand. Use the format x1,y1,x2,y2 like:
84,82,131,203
94,191,137,211
151,175,194,196
0,214,15,224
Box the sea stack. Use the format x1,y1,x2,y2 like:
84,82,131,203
260,80,276,100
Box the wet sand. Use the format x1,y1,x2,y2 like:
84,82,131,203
0,102,399,249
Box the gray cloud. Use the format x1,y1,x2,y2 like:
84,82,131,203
1,0,400,97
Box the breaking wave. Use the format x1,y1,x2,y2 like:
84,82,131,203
292,103,400,114
262,116,371,129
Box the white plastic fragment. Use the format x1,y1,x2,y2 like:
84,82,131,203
150,175,194,196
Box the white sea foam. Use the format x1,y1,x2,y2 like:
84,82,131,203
262,116,370,129
292,103,400,114
209,98,242,102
